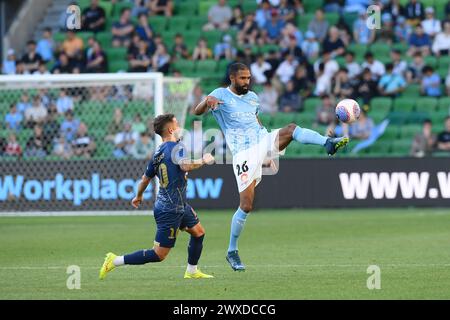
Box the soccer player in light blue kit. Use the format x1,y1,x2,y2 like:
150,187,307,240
194,63,349,271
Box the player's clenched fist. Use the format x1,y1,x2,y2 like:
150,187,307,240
205,96,223,110
131,196,142,208
202,153,215,165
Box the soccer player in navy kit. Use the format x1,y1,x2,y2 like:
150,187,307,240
99,114,215,279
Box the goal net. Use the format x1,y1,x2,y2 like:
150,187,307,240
0,73,198,215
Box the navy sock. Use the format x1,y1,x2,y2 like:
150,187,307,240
187,235,204,266
124,249,161,265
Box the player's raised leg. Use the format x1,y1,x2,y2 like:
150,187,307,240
277,123,349,155
226,180,256,271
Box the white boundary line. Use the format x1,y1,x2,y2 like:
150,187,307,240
0,211,153,217
1,264,449,270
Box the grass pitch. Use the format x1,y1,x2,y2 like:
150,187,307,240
0,209,449,299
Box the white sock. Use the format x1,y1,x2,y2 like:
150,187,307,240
186,264,197,274
113,256,125,266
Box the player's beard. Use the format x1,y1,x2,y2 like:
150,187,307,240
235,84,249,95
173,127,183,140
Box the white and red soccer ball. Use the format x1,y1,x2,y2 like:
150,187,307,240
335,99,361,124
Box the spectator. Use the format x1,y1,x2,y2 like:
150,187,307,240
410,119,436,157
377,13,395,44
344,110,374,140
106,108,124,142
15,61,28,75
322,26,346,58
291,65,312,97
421,66,441,97
36,28,54,63
149,0,173,17
407,25,431,56
53,135,72,159
192,38,213,60
72,122,96,158
0,136,6,156
33,61,50,75
262,9,286,44
446,0,450,21
24,125,47,158
308,9,329,43
135,13,154,43
406,52,425,83
361,52,385,81
355,68,378,105
131,131,154,159
353,10,376,45
405,0,424,26
42,104,59,153
255,0,272,29
188,85,206,114
17,93,32,114
86,39,107,73
265,49,281,80
38,89,51,108
432,21,450,57
251,54,272,84
335,16,353,46
2,49,16,74
394,16,412,43
4,133,22,157
421,7,441,38
390,49,408,76
281,34,303,61
344,51,362,80
279,80,301,112
129,39,151,72
113,122,139,158
324,0,345,13
172,33,190,60
56,89,74,114
214,34,237,61
112,8,135,48
333,68,355,100
237,13,260,46
82,0,106,32
203,0,232,31
25,95,47,128
259,81,279,114
52,53,74,74
60,110,80,142
344,0,369,13
280,22,303,49
446,66,450,96
132,113,146,134
230,5,244,29
384,0,405,23
61,30,84,60
301,31,320,61
437,117,450,152
151,43,170,73
275,53,299,85
279,0,296,24
241,45,256,66
314,50,339,80
378,63,407,97
4,103,23,132
314,63,332,96
315,94,336,126
21,40,43,74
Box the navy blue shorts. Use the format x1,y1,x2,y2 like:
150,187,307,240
153,204,200,248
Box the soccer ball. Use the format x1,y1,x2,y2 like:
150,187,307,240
335,99,361,124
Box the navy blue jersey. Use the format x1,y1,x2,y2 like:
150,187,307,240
144,141,188,213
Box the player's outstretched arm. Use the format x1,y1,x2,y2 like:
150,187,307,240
131,175,151,208
193,96,223,115
179,153,214,172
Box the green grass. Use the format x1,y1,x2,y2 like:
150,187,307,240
1,209,450,299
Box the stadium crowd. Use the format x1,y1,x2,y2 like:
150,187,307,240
1,0,450,158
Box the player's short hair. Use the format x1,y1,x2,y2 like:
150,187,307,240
153,113,175,137
229,63,249,76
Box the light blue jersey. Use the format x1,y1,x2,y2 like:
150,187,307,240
209,87,268,155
